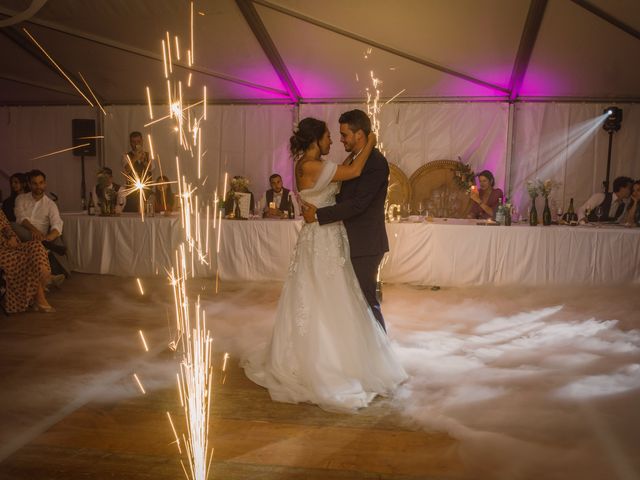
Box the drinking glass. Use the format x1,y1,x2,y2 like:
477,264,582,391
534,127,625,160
253,200,262,219
595,206,603,225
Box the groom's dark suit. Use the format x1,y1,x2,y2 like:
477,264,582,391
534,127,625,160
316,148,389,331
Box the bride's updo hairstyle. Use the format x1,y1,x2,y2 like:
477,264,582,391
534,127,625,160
290,117,327,159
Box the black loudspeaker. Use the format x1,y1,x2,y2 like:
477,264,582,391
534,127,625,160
71,119,96,157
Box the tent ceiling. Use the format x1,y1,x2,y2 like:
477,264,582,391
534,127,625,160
521,0,640,98
0,0,639,105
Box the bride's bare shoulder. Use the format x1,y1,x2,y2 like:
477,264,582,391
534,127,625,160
295,156,323,190
297,155,322,169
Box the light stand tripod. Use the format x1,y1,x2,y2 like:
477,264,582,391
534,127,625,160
602,107,623,193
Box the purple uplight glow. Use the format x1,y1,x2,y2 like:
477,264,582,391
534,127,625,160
518,68,569,97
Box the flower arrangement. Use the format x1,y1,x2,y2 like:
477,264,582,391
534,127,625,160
230,176,250,192
527,179,558,199
536,179,557,198
453,160,476,193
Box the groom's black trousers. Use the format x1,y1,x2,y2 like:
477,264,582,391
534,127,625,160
351,253,386,333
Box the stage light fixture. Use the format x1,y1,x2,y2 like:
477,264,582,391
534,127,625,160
603,106,623,133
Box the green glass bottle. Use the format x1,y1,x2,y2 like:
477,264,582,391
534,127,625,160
543,197,552,226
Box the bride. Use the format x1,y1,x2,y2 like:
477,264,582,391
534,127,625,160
242,117,407,412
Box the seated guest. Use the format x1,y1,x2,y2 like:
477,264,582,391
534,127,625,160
621,179,640,226
577,176,633,222
261,173,298,218
14,170,69,277
224,176,255,217
154,175,175,213
468,170,504,220
122,131,153,212
1,172,29,222
92,167,126,214
0,210,55,313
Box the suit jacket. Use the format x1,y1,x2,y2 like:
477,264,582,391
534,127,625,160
317,148,389,258
266,188,293,212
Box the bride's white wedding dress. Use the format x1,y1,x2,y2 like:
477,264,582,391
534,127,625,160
242,160,407,412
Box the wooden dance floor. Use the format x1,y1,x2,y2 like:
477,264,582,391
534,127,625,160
0,275,463,480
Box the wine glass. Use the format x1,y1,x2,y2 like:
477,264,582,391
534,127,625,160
584,207,592,224
254,199,262,219
595,206,603,225
418,200,426,217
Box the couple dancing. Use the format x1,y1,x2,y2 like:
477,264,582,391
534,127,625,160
243,109,407,412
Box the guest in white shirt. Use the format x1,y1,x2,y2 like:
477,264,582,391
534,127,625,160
577,176,633,223
261,173,299,219
14,170,69,278
15,170,63,242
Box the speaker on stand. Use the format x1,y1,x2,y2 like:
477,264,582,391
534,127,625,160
71,119,97,210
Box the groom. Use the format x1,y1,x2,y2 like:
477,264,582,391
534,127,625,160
302,109,389,332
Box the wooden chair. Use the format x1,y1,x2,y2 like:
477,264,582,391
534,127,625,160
408,160,473,218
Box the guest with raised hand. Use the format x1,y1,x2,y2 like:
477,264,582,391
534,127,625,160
0,210,57,313
122,131,153,213
1,172,29,222
621,179,640,226
468,170,503,220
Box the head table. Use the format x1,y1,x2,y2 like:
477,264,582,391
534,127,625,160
60,213,640,286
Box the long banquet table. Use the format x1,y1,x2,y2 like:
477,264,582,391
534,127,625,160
61,213,640,286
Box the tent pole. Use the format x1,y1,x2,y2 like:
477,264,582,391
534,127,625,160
505,103,516,200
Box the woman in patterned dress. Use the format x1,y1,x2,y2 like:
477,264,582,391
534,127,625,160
0,210,54,313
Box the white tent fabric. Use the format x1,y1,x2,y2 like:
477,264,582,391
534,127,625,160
2,102,637,214
103,104,295,202
511,102,640,214
300,102,509,190
0,105,98,212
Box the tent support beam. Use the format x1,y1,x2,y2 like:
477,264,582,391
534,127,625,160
0,26,105,101
0,6,289,99
508,0,548,101
253,0,509,95
0,73,82,97
236,0,300,103
569,0,640,41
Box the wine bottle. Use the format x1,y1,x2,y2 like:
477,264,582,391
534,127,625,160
88,192,96,216
504,199,512,226
562,198,578,224
234,196,242,219
495,198,505,225
287,193,294,219
542,197,552,226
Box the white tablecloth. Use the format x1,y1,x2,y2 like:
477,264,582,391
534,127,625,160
62,213,640,285
384,222,640,286
62,213,198,277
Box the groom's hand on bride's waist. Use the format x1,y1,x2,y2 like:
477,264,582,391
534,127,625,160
302,201,318,223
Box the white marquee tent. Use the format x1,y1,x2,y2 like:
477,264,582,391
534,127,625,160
0,0,639,212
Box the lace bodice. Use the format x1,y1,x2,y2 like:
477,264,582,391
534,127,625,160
299,182,339,209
